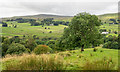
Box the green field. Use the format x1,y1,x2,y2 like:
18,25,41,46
1,13,118,38
100,23,118,37
1,22,118,38
1,21,67,38
2,46,119,70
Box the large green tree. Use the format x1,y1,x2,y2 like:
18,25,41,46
58,12,101,51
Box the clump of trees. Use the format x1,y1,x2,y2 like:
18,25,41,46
109,19,119,24
6,18,36,23
1,35,59,56
6,43,29,55
102,35,119,49
40,18,70,26
2,22,8,27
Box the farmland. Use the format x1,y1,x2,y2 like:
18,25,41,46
1,13,119,71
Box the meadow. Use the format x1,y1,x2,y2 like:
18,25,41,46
1,21,67,38
2,46,119,70
1,21,118,38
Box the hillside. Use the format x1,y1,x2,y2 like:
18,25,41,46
98,13,118,23
1,13,118,38
1,14,73,21
1,13,118,22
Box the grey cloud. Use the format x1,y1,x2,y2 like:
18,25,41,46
0,2,118,18
20,2,117,16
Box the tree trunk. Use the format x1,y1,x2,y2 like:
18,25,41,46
81,44,84,52
92,45,94,48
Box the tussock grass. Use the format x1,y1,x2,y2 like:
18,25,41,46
3,53,66,70
83,57,116,70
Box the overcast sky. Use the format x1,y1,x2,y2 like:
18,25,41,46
0,0,119,18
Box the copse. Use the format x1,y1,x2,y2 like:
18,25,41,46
6,43,28,55
57,12,101,51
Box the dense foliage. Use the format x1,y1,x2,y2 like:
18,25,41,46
6,43,28,55
102,35,119,49
57,12,102,51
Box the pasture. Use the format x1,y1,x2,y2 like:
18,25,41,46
1,21,118,38
1,21,67,38
2,46,119,70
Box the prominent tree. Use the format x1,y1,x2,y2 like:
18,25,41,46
58,12,101,51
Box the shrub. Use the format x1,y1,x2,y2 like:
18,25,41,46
49,31,52,33
35,40,46,45
83,58,116,70
46,40,56,50
33,45,52,54
6,43,28,55
102,41,112,48
100,50,103,52
93,48,98,52
2,43,9,56
25,38,37,51
4,54,66,70
102,41,119,49
110,42,118,49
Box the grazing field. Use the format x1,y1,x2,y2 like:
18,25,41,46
1,21,118,38
100,23,118,37
98,13,118,23
1,21,67,38
2,46,119,70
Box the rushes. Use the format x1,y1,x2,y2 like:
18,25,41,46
4,53,66,70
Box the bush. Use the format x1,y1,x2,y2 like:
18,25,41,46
35,40,46,45
46,40,56,50
93,48,98,52
83,58,116,70
102,41,112,48
33,45,52,54
110,42,118,49
4,54,66,70
6,43,28,55
2,43,9,56
25,38,37,51
103,41,119,49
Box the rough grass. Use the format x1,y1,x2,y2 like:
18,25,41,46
83,57,116,70
2,46,118,70
2,53,66,70
57,46,118,70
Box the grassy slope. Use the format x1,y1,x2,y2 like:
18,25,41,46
63,47,118,70
98,13,118,23
2,46,119,70
1,13,118,38
100,23,118,37
1,21,67,38
1,22,118,38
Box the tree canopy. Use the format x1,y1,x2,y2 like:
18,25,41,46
57,12,102,51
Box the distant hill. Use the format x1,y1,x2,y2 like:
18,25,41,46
98,13,118,23
14,14,73,21
22,14,72,18
1,13,118,22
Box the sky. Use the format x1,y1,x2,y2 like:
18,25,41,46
0,0,119,18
